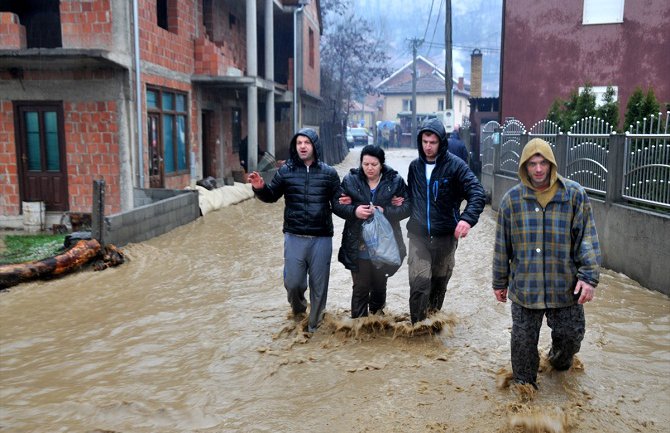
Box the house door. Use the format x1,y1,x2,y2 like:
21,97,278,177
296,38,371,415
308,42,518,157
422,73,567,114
15,102,69,212
201,110,216,178
148,114,164,188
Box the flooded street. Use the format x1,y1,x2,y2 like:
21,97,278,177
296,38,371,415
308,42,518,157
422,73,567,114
1,148,669,433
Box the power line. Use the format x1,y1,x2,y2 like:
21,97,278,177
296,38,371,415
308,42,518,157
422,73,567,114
423,41,500,53
421,0,437,42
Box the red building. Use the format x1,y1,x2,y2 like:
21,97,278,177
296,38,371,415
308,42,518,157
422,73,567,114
500,0,670,129
0,0,322,229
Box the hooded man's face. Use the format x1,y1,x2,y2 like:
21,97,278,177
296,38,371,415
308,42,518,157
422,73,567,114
421,131,440,162
296,135,315,165
526,154,551,189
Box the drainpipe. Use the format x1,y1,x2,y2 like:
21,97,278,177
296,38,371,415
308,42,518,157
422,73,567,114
132,0,144,188
293,4,304,132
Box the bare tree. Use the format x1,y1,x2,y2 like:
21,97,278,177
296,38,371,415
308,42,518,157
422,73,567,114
320,0,391,142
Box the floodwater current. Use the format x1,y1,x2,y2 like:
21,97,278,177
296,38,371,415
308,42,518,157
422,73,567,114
1,148,669,433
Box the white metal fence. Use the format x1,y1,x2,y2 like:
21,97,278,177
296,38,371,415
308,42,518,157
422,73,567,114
479,112,670,211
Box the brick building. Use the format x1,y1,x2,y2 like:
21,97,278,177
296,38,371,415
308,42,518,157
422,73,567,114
0,0,321,228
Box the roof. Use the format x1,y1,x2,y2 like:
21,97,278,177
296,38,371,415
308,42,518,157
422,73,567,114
376,55,442,89
379,71,470,97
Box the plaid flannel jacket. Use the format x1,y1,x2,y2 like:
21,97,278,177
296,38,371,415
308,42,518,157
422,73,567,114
492,177,601,309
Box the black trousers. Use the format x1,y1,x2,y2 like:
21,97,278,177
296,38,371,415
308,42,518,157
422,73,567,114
510,302,586,385
350,258,388,318
407,235,458,323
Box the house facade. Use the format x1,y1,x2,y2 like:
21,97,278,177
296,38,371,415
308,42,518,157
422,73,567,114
376,56,470,135
0,0,321,229
500,0,670,129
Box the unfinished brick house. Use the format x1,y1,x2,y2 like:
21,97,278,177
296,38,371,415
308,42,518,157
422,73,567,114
0,0,322,229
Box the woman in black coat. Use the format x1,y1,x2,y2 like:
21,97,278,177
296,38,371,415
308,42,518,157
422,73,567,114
333,145,410,318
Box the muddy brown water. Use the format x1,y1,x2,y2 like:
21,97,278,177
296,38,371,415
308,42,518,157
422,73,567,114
1,148,668,433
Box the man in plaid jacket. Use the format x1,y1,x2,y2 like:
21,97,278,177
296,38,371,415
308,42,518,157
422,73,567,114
492,138,601,389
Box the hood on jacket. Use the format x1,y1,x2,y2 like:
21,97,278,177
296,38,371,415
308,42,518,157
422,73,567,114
289,128,321,165
518,138,559,190
416,118,449,161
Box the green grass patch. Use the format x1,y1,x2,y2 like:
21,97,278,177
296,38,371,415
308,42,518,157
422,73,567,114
0,234,67,265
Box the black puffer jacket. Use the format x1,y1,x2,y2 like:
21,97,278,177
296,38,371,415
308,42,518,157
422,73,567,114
406,118,485,237
333,165,410,275
253,128,341,237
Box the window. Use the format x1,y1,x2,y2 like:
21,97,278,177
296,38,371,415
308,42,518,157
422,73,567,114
437,98,445,111
402,99,412,111
1,0,62,48
579,85,618,107
147,88,189,175
583,0,624,25
157,0,178,33
308,28,315,68
157,0,168,30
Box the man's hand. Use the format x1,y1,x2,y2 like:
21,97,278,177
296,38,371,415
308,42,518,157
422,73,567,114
247,171,264,189
339,193,352,205
494,288,507,303
391,195,404,206
574,280,595,304
454,220,472,239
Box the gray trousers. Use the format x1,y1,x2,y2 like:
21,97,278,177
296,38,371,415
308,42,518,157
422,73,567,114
407,235,458,323
283,233,332,332
510,302,586,386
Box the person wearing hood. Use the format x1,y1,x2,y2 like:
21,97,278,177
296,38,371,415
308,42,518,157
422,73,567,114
406,118,485,324
447,129,469,163
492,138,601,389
248,128,341,333
333,145,410,318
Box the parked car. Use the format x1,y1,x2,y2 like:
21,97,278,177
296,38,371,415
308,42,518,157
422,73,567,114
350,127,371,147
346,127,354,148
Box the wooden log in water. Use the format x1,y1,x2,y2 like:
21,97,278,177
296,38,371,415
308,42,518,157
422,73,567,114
0,239,102,290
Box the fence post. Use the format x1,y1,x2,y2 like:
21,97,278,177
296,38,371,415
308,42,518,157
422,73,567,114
554,133,568,177
493,128,502,174
606,134,625,204
92,179,106,245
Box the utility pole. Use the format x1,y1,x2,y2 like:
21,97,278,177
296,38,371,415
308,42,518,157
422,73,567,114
411,38,422,144
445,0,453,109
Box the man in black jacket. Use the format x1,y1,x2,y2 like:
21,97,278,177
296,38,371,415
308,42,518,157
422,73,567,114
248,128,341,333
406,118,485,323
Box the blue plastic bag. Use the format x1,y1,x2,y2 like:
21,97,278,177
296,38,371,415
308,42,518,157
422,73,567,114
361,211,401,268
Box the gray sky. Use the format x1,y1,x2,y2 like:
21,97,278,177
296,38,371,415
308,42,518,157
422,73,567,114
353,0,502,96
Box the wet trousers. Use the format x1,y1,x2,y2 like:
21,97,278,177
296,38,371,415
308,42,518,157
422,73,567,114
350,258,388,318
283,233,332,332
407,235,458,323
510,302,586,386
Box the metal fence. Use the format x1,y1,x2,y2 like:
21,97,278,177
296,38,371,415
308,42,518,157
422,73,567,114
479,112,670,211
623,113,670,208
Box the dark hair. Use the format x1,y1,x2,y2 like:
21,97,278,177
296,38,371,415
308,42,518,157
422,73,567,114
360,144,385,165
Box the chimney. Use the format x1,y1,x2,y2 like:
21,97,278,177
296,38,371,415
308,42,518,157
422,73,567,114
470,48,483,98
457,77,464,91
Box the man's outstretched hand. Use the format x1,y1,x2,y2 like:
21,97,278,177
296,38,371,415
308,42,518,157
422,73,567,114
247,171,264,189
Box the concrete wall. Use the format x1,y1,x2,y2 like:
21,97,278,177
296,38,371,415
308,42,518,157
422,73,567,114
491,174,670,295
591,201,669,296
100,189,200,247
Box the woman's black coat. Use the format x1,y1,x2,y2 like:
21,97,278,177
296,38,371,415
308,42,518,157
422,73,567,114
333,164,410,276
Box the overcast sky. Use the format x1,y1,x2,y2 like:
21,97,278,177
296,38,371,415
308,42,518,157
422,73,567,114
353,0,502,96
